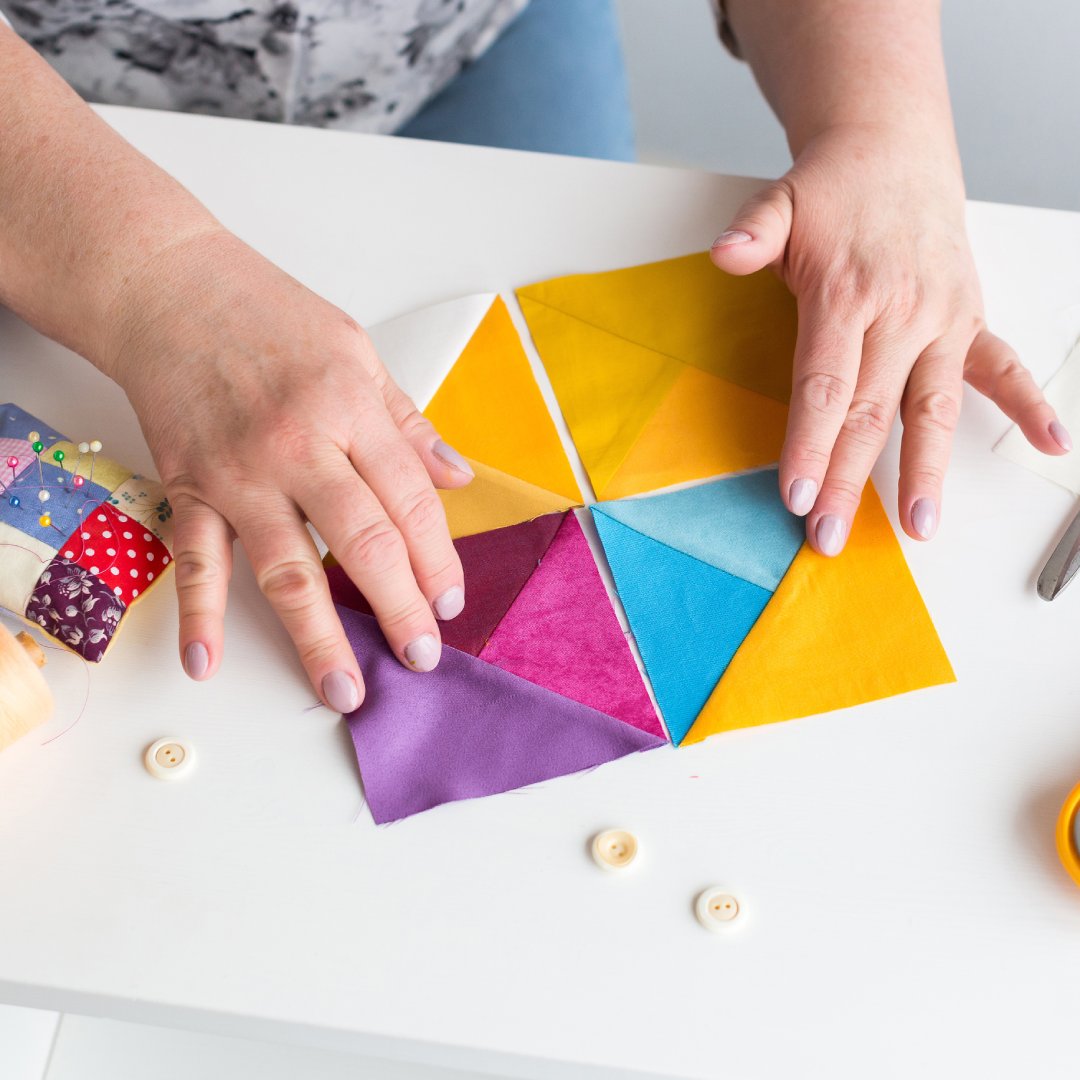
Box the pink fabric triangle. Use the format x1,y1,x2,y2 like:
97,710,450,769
480,512,666,740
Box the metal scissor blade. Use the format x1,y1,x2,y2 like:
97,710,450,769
1038,504,1080,600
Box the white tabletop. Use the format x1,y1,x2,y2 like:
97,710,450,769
2,105,1080,1080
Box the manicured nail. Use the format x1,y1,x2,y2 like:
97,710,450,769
712,229,752,248
911,497,938,541
432,439,474,478
788,478,818,517
322,670,360,714
404,633,441,672
433,585,465,621
1050,420,1073,452
816,515,847,557
183,642,209,680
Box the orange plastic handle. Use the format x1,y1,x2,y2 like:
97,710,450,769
1055,781,1080,889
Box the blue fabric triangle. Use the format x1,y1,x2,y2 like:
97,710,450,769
592,508,772,745
593,468,804,591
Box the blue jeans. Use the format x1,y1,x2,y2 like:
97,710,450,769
398,0,636,162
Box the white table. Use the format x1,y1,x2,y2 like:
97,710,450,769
3,105,1080,1080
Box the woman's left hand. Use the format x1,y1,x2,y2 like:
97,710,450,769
710,121,1070,556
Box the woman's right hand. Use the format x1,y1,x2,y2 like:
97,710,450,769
105,228,474,713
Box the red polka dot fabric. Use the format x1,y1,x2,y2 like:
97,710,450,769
59,502,171,605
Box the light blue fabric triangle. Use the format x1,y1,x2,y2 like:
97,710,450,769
593,468,804,591
592,508,772,745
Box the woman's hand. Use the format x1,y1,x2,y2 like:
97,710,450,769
104,230,473,711
711,122,1069,555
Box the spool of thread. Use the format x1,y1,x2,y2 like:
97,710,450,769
0,624,53,752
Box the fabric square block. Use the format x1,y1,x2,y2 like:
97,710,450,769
0,404,65,448
59,502,171,604
107,475,175,547
0,437,34,490
0,459,111,550
26,559,126,662
0,521,54,616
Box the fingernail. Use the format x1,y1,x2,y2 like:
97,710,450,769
1050,420,1073,452
433,585,465,621
404,633,441,672
788,478,818,517
816,515,848,557
712,229,752,248
322,670,360,714
183,642,209,680
432,439,474,478
911,497,938,541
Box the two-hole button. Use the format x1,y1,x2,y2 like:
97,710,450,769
144,737,195,781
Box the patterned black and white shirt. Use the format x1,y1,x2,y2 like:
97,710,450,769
0,0,529,131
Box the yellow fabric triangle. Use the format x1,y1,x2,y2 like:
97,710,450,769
439,458,576,539
424,296,581,501
682,484,955,743
517,252,797,405
602,365,791,500
517,295,681,499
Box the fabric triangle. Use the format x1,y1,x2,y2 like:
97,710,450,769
326,511,566,656
683,484,956,744
423,296,581,501
480,512,665,740
439,458,576,539
594,469,804,592
339,607,665,823
517,295,682,499
602,364,790,499
591,509,772,745
366,293,496,412
517,252,797,405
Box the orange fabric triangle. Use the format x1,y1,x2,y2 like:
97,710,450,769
517,252,797,405
439,458,577,539
424,296,581,501
682,484,955,743
516,295,682,499
602,365,790,500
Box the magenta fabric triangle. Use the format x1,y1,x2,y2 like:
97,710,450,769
339,607,666,823
480,513,665,740
327,511,565,656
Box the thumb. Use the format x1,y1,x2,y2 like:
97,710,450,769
710,180,794,276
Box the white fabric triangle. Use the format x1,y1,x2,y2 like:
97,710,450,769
366,293,497,411
995,338,1080,493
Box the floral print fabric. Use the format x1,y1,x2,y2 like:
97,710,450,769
26,559,127,663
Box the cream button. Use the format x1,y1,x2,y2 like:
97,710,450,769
695,887,743,932
144,737,195,781
591,829,638,870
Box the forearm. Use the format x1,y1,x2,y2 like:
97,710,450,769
724,0,961,176
0,28,223,373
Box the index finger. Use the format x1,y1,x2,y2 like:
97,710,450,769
778,297,865,516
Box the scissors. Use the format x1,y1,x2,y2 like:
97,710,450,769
1038,505,1080,600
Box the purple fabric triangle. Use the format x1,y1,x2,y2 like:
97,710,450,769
327,511,566,656
480,514,666,740
339,606,665,823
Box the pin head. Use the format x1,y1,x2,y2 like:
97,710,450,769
37,490,49,503
52,450,65,464
73,475,85,489
6,456,17,469
31,441,44,454
77,442,90,455
39,514,51,528
27,431,39,443
8,496,19,508
89,440,102,454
